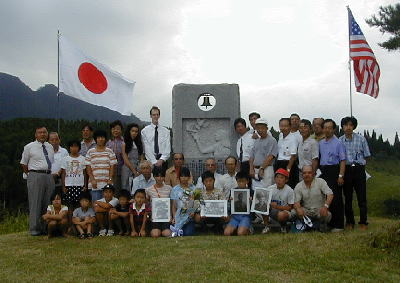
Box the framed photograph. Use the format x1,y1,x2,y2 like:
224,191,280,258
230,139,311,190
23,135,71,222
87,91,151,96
251,187,273,215
231,189,250,214
151,198,170,222
200,200,228,217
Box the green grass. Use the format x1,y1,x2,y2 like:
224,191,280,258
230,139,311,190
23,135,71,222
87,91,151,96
0,217,399,282
0,212,28,235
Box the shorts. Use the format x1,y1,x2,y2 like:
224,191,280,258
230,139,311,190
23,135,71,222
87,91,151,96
228,214,251,229
269,208,292,221
151,222,171,231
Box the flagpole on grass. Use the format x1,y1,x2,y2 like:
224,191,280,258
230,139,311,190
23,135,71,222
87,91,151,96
347,6,353,117
57,30,61,133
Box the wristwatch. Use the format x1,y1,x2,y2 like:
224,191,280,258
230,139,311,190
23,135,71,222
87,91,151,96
338,174,343,178
324,203,329,208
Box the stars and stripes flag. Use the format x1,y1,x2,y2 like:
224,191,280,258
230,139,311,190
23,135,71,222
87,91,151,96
348,8,380,98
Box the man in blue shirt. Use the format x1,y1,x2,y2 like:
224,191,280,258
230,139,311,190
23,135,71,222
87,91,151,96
319,119,346,232
339,117,371,231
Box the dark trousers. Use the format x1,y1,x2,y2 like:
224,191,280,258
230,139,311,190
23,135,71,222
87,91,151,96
274,160,299,189
320,165,344,229
344,165,368,225
240,161,250,175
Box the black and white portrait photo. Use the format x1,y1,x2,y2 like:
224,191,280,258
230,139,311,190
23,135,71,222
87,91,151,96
201,200,228,217
251,188,272,215
231,189,250,214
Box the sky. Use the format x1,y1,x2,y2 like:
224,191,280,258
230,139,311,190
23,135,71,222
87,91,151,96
0,0,399,142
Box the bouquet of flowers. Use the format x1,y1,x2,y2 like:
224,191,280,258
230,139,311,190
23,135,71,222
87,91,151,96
170,188,203,237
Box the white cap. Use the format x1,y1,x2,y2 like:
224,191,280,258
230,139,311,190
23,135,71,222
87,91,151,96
255,118,268,126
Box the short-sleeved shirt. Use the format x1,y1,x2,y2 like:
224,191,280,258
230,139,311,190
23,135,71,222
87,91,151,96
80,139,96,157
85,147,117,190
115,204,130,213
131,174,156,195
145,184,172,200
221,173,238,200
294,178,333,210
20,140,55,171
170,184,197,223
52,147,69,174
196,173,224,190
165,166,193,187
250,135,278,166
72,207,96,220
47,204,68,214
298,137,319,170
277,133,297,161
236,131,255,162
97,197,119,207
201,188,224,200
62,155,86,187
339,133,371,165
129,202,151,224
319,136,346,165
268,184,295,207
106,137,125,175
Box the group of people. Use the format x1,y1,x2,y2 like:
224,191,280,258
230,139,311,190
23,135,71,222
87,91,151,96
20,106,371,238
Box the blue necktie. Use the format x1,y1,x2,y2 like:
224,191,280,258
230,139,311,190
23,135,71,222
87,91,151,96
42,144,52,171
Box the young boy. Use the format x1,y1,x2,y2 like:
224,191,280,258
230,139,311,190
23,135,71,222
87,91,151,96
94,184,119,236
129,189,150,237
195,171,226,233
72,191,96,239
85,130,117,202
42,191,68,238
224,171,252,236
109,189,131,236
146,166,172,238
61,140,87,229
263,168,294,233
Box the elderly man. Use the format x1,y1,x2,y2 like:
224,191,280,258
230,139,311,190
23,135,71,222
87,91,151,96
298,119,319,179
48,132,68,191
79,124,96,157
339,116,371,230
20,126,55,236
221,156,238,199
294,165,334,232
130,160,156,195
319,119,346,232
196,158,223,189
248,112,261,139
165,153,193,187
234,118,254,174
312,118,325,142
141,106,171,172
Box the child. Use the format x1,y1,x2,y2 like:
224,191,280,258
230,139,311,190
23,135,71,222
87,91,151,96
85,130,117,202
146,166,172,238
72,191,96,239
109,189,131,236
224,171,252,236
42,191,69,238
263,168,294,233
170,167,198,236
195,171,226,233
94,184,119,236
129,189,150,237
61,140,87,230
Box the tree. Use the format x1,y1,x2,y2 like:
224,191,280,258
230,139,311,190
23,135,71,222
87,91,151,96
366,3,400,51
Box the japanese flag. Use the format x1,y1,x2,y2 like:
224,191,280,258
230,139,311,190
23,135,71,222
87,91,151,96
59,35,135,115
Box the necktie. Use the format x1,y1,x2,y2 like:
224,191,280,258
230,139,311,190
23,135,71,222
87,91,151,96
154,126,159,155
42,144,52,171
239,138,243,163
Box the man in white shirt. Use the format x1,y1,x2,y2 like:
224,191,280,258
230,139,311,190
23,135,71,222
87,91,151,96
290,113,302,146
248,112,261,139
275,118,298,188
20,126,55,236
131,160,156,196
221,156,238,199
196,158,223,189
234,118,254,175
49,132,68,190
141,106,171,172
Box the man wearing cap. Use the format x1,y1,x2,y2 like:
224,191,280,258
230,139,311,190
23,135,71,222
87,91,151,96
234,118,254,175
249,118,278,188
294,165,334,232
339,116,371,230
20,126,55,236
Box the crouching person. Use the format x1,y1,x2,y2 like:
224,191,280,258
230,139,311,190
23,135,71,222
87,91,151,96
293,165,333,232
72,191,96,239
42,191,68,238
94,184,119,236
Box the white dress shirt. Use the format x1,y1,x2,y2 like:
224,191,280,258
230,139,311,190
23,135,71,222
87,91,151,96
196,172,223,190
277,133,297,161
141,123,171,165
20,140,55,170
236,131,254,162
51,146,69,174
221,173,238,199
290,130,302,148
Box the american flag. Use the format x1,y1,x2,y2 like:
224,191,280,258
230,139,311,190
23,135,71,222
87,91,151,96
348,8,380,98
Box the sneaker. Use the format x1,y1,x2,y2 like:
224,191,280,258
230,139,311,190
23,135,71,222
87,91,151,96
252,217,263,224
280,226,287,233
330,228,344,233
262,226,270,234
106,229,114,236
98,229,107,236
249,225,254,235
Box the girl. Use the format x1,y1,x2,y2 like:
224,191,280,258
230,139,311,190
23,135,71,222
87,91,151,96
42,191,68,238
129,189,150,237
121,123,144,191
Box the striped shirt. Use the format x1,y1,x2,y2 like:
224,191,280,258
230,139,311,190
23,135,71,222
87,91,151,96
85,147,117,191
339,133,371,165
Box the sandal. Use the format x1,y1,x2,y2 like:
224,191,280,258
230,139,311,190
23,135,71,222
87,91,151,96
86,233,93,239
78,233,85,239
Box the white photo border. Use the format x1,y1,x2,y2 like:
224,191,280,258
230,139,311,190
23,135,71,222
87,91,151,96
231,189,250,214
151,198,171,222
200,200,228,217
251,187,273,215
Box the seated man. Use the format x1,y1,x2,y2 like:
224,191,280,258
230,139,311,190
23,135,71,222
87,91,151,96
130,160,156,196
293,165,333,232
196,158,223,189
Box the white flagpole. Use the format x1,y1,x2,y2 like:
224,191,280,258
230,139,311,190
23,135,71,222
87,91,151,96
57,30,61,133
347,6,353,117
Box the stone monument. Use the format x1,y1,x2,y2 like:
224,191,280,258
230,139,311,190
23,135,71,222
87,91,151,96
172,83,240,180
